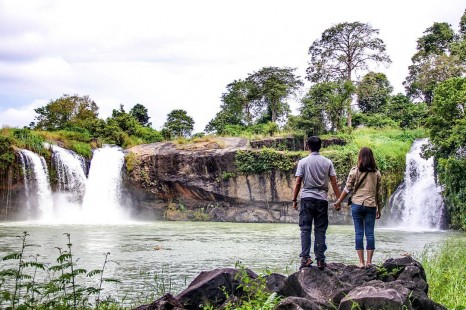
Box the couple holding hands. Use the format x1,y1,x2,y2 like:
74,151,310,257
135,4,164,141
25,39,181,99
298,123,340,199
292,136,382,269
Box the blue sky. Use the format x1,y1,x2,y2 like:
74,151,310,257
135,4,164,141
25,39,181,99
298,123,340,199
0,0,464,132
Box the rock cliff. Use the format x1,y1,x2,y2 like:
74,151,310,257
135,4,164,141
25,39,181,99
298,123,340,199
125,137,351,223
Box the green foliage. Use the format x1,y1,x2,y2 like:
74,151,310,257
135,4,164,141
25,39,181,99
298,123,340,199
0,135,16,173
163,109,195,138
296,81,355,133
421,239,466,309
404,18,466,104
352,113,398,128
306,22,391,83
383,94,428,129
235,148,301,174
357,72,393,114
129,103,151,127
217,263,281,310
0,232,121,309
33,94,99,131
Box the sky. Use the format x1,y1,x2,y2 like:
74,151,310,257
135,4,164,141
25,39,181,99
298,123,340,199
0,0,464,132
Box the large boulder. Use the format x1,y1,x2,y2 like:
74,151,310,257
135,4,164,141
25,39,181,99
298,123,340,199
339,280,446,310
275,296,323,310
134,293,184,310
175,267,257,309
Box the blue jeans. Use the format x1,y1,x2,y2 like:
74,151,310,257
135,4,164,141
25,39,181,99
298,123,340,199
299,197,328,262
351,203,376,250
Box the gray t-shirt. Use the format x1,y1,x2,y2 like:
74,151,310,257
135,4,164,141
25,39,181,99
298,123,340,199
295,152,336,201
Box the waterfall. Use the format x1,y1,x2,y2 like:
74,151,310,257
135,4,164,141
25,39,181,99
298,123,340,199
51,145,87,198
81,145,127,223
16,145,128,223
386,139,446,230
18,149,54,220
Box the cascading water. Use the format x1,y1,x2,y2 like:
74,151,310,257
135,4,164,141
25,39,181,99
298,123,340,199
386,139,446,230
17,145,128,223
51,145,87,196
81,145,127,223
18,149,54,220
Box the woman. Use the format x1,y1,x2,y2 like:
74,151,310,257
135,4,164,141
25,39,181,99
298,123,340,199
334,147,382,268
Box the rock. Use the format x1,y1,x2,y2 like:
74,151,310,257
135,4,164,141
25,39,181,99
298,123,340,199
133,293,184,310
265,273,287,293
279,266,353,306
397,265,428,293
175,267,257,309
339,279,444,310
382,256,427,282
275,296,323,310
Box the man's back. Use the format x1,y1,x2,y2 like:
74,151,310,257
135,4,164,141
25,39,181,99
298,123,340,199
296,152,335,201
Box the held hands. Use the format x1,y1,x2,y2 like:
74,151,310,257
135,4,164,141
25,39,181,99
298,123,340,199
334,200,342,211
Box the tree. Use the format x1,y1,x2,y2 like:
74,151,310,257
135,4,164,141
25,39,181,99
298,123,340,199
404,20,466,104
163,109,194,138
34,94,99,131
383,94,427,129
306,22,391,127
246,67,303,123
130,103,151,127
298,81,355,132
306,22,391,83
205,80,255,134
357,72,393,114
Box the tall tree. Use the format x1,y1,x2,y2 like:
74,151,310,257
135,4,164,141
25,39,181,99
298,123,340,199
163,109,194,138
246,67,303,123
130,103,151,127
404,19,466,104
306,22,391,83
306,22,391,127
357,72,393,114
205,80,255,134
33,94,99,131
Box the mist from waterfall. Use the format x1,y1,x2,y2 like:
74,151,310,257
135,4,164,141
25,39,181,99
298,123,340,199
18,145,128,224
385,139,446,231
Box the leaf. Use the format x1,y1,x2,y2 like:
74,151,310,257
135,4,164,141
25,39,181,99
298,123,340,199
87,269,102,277
2,252,22,261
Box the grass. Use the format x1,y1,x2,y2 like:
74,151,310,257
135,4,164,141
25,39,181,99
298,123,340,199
421,239,466,310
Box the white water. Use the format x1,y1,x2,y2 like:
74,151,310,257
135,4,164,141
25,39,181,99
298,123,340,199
18,149,54,220
18,145,127,224
81,146,127,223
387,139,446,231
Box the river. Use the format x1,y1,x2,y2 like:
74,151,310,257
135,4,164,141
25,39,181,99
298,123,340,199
0,221,462,304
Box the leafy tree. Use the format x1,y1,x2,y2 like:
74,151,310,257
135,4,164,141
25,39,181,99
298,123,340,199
296,81,355,133
163,109,194,138
33,94,99,131
404,19,466,104
205,80,254,134
130,103,151,127
246,67,303,123
306,22,391,127
306,22,391,83
425,77,466,229
357,72,393,114
383,94,428,129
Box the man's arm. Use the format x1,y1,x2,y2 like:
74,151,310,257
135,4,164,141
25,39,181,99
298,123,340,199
292,176,302,210
330,175,342,211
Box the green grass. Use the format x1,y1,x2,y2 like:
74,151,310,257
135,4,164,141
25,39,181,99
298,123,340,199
421,239,466,310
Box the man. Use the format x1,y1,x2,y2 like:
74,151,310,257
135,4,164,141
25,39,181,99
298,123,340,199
292,136,341,270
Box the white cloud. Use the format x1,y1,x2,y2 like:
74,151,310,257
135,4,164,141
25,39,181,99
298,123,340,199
0,0,465,132
0,100,46,128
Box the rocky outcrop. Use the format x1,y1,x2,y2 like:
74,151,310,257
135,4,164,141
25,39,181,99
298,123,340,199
135,257,445,310
125,137,351,223
0,154,27,220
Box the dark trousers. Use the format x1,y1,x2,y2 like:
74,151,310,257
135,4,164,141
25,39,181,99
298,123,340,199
299,197,329,262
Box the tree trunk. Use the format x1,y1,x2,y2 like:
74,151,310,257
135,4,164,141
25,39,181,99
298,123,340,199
347,70,352,128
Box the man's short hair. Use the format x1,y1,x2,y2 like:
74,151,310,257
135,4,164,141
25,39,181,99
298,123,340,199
307,136,321,152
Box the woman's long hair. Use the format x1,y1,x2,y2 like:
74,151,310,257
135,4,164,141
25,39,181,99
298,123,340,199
357,147,378,172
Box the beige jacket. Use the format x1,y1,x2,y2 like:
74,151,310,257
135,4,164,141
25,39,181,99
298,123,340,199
344,167,382,208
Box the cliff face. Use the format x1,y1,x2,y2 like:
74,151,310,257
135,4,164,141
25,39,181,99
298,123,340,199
125,137,351,223
0,156,27,220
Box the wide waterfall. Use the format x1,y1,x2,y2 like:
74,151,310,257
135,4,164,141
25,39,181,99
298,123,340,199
18,145,128,223
18,149,54,220
386,139,446,230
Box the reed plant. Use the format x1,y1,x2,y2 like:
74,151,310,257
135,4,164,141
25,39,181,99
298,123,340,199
421,239,466,310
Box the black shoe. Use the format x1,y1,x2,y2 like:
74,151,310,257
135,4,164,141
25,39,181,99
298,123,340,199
299,257,313,269
317,260,327,270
